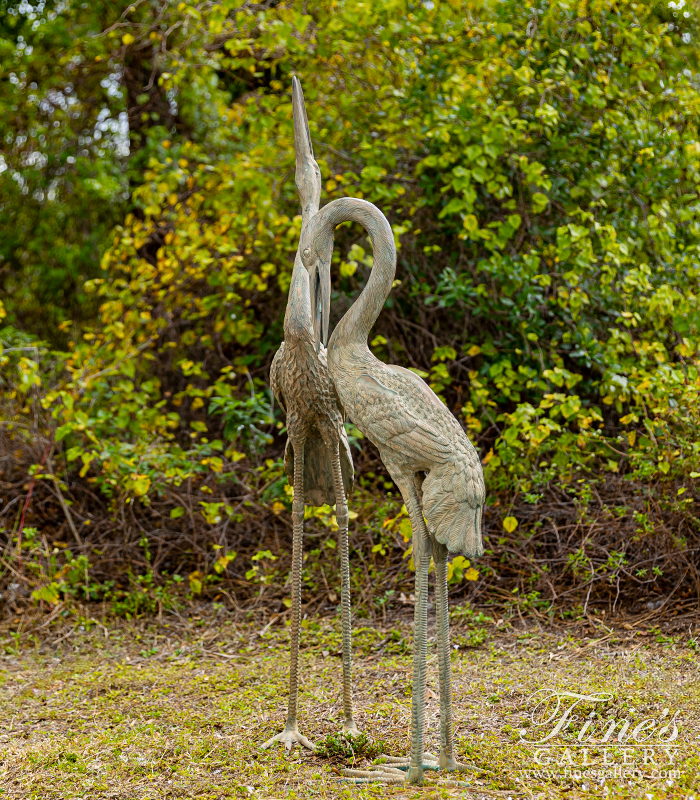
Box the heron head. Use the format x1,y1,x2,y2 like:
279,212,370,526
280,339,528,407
300,211,334,354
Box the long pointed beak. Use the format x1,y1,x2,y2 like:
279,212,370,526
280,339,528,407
292,76,313,159
292,76,321,221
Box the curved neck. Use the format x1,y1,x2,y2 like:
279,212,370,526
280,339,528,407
319,199,396,353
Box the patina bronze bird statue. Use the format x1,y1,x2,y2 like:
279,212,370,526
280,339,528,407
263,79,356,751
300,197,485,783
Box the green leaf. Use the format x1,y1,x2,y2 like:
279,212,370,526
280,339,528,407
32,584,61,604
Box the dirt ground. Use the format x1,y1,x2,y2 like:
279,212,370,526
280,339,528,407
0,607,698,799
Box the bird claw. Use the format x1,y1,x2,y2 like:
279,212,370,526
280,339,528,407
337,752,440,785
376,751,440,770
441,757,477,773
338,765,411,785
384,750,477,773
339,751,477,784
261,726,315,751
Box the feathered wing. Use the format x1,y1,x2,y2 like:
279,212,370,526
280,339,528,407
270,344,286,414
354,375,454,462
354,372,485,558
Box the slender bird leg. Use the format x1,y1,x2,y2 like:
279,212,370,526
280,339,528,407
340,481,435,785
263,441,314,751
406,482,432,784
432,540,474,774
433,540,454,768
332,442,359,735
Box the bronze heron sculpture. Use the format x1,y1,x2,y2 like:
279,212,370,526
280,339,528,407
300,197,485,783
264,80,356,751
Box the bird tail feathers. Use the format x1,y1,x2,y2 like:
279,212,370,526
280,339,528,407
422,459,484,558
284,430,354,507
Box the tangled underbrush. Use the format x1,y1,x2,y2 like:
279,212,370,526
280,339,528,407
1,424,697,624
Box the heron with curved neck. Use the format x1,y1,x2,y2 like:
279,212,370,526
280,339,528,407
263,80,357,751
301,198,485,784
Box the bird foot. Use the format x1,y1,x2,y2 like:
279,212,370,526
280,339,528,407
438,753,476,773
342,720,361,737
380,750,476,773
261,725,315,751
338,752,439,785
339,765,411,785
378,751,440,768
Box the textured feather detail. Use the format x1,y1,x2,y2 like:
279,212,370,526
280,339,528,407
422,458,485,557
345,367,485,556
271,338,354,506
270,343,286,414
426,493,456,531
353,374,453,464
348,370,485,556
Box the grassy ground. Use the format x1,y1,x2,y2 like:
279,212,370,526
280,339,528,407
0,608,698,799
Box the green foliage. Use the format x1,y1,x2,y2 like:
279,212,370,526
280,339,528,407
24,0,700,493
0,1,131,336
21,528,98,604
208,385,275,455
16,527,101,605
1,0,700,612
449,602,494,648
314,732,385,762
108,568,183,619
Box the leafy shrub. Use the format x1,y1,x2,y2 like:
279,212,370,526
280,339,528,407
0,0,698,616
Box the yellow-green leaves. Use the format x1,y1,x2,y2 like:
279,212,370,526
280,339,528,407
32,584,61,604
503,516,518,533
4,0,700,523
384,507,413,543
532,193,549,214
128,474,151,497
188,572,203,595
213,549,236,574
199,501,226,525
16,358,41,394
447,556,479,584
399,517,412,542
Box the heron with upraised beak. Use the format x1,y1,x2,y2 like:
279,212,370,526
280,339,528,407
264,78,357,750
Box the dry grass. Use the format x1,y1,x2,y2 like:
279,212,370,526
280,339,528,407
0,610,698,799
